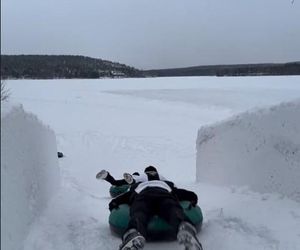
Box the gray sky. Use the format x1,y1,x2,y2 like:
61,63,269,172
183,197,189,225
1,0,300,69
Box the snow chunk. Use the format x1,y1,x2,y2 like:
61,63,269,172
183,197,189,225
196,100,300,201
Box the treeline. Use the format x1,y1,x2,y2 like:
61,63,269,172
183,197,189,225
1,55,144,79
144,62,300,77
2,55,299,79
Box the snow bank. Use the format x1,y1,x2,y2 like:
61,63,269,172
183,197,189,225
1,103,60,250
196,100,300,201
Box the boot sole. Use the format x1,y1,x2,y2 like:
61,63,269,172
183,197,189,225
119,235,145,250
177,230,203,250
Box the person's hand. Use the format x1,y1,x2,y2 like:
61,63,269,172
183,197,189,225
191,199,197,207
109,201,119,211
188,200,197,209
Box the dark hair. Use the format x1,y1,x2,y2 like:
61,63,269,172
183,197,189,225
144,166,157,173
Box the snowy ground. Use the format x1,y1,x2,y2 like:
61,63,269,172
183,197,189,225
4,76,300,250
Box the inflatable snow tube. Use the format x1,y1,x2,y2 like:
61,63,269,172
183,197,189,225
109,185,130,198
109,201,203,240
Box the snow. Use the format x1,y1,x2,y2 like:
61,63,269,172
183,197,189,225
1,104,60,250
196,100,300,201
1,76,300,250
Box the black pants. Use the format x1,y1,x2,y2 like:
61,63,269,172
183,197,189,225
127,188,187,239
105,173,128,186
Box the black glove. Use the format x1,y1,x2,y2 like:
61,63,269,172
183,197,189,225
191,199,197,207
109,201,119,211
188,200,197,209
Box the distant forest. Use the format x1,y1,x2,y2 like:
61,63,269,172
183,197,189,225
1,55,144,79
1,55,300,79
144,62,300,77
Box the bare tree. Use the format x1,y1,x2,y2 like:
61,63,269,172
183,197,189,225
1,81,10,101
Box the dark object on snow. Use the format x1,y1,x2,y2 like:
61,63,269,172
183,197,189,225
57,152,64,158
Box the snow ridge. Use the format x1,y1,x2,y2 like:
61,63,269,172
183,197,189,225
196,100,300,201
1,104,60,250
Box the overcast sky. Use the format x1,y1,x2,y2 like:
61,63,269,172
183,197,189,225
1,0,300,69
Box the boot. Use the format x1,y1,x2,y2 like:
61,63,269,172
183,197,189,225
177,222,203,250
119,228,145,250
96,170,108,180
123,173,134,184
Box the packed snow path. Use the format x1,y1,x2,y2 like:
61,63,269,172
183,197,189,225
6,77,300,250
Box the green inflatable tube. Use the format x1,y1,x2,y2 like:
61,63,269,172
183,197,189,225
109,201,203,240
109,185,130,198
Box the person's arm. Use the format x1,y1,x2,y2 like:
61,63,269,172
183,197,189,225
173,188,198,206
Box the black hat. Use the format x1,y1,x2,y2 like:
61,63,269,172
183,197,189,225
132,172,140,176
144,166,157,173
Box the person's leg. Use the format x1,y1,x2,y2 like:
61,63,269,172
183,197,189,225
157,197,186,236
105,172,117,184
127,195,153,238
157,196,202,249
119,195,151,249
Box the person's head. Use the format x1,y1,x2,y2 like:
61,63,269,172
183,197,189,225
144,165,157,174
144,166,159,180
132,172,140,176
